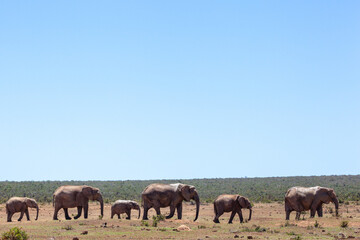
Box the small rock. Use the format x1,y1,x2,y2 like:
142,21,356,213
234,235,239,238
322,229,325,232
247,236,253,239
73,238,79,240
177,225,191,231
348,236,355,239
80,231,88,235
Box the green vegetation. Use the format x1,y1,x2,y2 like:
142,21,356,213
1,227,28,240
340,220,349,228
0,175,359,203
152,214,165,227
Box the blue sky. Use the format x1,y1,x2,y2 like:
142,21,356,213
0,1,359,181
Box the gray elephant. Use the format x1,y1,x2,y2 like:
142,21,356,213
6,197,39,222
53,185,104,220
213,194,252,224
111,200,141,220
285,186,339,220
142,183,200,221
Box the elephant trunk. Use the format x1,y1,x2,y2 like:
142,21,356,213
333,197,339,216
35,204,39,221
97,195,104,217
248,208,252,221
193,192,200,222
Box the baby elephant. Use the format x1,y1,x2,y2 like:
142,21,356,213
111,200,141,220
213,194,252,224
6,197,39,222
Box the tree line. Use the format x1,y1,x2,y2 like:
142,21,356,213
0,175,359,204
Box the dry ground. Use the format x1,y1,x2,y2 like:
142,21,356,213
0,202,359,239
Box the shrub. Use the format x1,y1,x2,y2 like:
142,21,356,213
314,220,320,228
152,215,165,227
340,221,348,228
62,225,73,231
2,227,29,240
140,220,149,227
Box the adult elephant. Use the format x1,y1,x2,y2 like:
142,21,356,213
53,185,104,220
213,194,252,224
111,200,141,220
285,186,339,220
6,197,39,222
142,183,200,221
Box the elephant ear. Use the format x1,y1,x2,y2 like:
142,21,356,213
82,186,93,198
328,189,336,198
180,185,191,201
237,196,246,208
26,198,33,207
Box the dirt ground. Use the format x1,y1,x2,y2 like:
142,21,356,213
0,202,359,239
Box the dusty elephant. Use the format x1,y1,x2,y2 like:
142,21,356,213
52,185,104,220
111,200,141,220
285,186,339,220
6,197,39,222
213,194,252,223
141,183,200,221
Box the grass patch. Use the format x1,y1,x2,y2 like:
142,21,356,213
2,227,29,240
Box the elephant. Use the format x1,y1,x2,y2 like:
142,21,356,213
111,200,141,220
141,183,200,221
52,185,104,220
285,186,339,220
213,194,252,224
6,197,39,222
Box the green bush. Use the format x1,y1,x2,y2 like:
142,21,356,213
152,215,165,227
2,227,29,240
340,221,348,228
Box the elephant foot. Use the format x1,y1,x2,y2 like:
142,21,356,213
126,217,130,220
213,219,220,223
65,217,72,220
7,220,11,222
165,215,173,219
18,219,21,222
74,216,80,220
228,221,233,224
143,217,149,220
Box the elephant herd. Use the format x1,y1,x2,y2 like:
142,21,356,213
4,183,339,224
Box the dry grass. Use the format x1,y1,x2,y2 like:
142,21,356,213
0,202,360,239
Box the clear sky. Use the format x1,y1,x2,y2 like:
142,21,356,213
0,1,359,181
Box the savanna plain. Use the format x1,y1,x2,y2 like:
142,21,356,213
1,201,360,239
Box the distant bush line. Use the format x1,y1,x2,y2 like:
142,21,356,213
0,175,359,204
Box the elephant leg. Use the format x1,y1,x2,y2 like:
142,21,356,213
317,205,323,217
53,206,61,220
74,206,82,219
18,211,25,221
111,211,115,219
213,207,223,223
84,203,89,219
126,210,131,220
25,209,30,221
176,203,182,220
7,212,14,222
310,208,316,218
118,214,121,219
154,206,161,216
228,211,236,224
237,210,244,223
63,208,72,220
166,205,175,219
285,210,291,220
295,211,301,220
142,205,149,220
